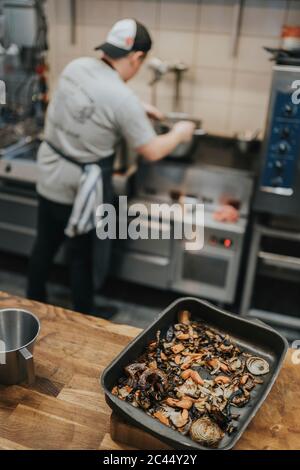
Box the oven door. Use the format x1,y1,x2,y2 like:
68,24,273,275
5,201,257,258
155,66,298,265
171,240,241,304
112,218,175,289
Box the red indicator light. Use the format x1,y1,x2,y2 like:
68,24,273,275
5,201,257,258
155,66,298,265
224,238,232,248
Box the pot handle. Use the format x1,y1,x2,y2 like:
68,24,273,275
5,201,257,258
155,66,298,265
19,347,35,384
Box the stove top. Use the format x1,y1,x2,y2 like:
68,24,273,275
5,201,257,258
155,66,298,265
135,159,254,219
277,57,300,66
129,196,247,234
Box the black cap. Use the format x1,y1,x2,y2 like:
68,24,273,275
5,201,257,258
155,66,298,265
95,19,152,59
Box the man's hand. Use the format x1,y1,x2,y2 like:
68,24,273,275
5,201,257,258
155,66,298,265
143,102,165,121
137,119,196,162
172,121,196,143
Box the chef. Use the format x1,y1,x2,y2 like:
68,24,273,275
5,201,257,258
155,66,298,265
27,19,195,315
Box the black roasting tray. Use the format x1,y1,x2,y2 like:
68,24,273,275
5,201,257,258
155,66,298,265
101,297,288,450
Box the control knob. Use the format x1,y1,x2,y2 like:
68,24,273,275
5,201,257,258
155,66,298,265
274,160,284,171
283,104,293,117
278,142,288,154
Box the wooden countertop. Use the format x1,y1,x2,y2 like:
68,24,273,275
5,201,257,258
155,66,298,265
0,291,299,450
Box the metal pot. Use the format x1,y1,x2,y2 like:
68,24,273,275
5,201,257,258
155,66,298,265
0,309,40,385
154,113,205,158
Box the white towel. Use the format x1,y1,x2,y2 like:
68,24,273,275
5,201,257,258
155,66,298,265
65,163,103,238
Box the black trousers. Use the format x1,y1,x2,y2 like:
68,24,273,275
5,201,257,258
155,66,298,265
27,195,95,314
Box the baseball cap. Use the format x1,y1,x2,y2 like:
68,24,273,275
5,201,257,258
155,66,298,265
95,19,152,59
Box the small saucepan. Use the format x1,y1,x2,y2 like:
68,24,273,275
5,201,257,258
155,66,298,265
154,112,206,158
0,309,40,385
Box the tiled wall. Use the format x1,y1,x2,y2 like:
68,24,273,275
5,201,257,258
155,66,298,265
46,0,300,136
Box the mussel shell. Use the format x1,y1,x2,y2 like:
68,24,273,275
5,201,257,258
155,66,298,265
190,416,224,447
229,357,242,372
246,356,270,376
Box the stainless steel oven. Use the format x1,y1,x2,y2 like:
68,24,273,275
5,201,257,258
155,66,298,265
254,64,300,217
171,213,247,304
112,215,175,289
112,162,253,305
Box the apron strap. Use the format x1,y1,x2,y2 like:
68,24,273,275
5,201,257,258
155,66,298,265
43,140,114,238
44,140,115,171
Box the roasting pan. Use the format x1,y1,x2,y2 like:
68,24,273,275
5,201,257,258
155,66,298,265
101,297,288,450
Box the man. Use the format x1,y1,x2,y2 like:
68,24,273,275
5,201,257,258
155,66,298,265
27,19,195,314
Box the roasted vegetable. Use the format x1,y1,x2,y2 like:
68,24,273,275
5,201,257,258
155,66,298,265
190,417,224,447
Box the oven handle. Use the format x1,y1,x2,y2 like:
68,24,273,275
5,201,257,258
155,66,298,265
259,250,300,271
123,251,170,267
127,217,172,237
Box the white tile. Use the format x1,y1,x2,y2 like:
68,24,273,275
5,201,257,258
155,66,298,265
158,31,196,65
156,69,195,100
130,83,152,104
155,94,173,114
159,0,199,32
45,0,56,23
241,0,287,37
46,1,85,56
232,71,272,108
199,0,235,33
79,0,121,26
48,51,58,95
286,0,300,24
146,29,161,56
228,103,268,136
129,66,153,102
81,25,111,53
55,54,77,76
157,95,194,115
179,98,194,115
194,67,233,103
195,33,235,69
236,36,280,72
120,0,159,29
52,23,86,56
192,100,231,135
53,0,73,24
47,7,58,49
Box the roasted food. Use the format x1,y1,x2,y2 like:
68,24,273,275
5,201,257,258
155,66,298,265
190,417,224,447
112,310,270,448
246,356,270,376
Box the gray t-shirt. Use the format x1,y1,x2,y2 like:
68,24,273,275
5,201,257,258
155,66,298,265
37,57,155,204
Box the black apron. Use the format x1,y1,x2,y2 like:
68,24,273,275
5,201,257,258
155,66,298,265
44,140,115,290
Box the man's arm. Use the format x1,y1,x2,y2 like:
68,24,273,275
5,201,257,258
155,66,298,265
142,102,165,121
136,121,196,162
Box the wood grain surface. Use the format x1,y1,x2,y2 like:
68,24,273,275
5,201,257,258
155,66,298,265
0,291,299,450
